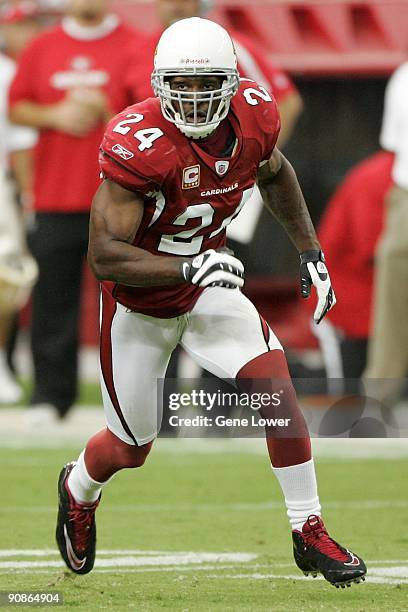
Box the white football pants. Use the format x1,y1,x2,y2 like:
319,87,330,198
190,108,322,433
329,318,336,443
100,286,282,445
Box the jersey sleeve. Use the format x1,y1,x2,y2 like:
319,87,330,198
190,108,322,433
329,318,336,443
261,96,281,161
99,104,169,195
251,85,281,162
234,79,281,162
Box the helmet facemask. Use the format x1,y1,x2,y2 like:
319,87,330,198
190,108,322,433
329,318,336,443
152,69,239,139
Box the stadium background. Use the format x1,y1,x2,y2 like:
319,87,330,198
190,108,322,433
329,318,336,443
0,1,407,609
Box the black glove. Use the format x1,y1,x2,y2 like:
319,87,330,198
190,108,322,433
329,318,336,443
181,247,244,289
300,250,336,324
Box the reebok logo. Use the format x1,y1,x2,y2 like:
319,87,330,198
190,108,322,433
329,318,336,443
112,144,134,161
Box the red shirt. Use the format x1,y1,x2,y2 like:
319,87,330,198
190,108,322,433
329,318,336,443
99,80,280,318
9,19,138,212
316,151,394,338
125,27,297,106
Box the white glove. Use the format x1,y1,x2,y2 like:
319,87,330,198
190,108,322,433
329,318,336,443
181,247,244,289
300,250,336,324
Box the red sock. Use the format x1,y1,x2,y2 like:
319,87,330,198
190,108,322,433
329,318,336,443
236,351,311,467
84,428,153,482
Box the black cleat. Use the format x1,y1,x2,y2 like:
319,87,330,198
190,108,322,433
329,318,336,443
55,462,100,575
292,515,367,587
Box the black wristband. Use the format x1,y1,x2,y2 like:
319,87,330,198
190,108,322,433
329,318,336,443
300,250,324,264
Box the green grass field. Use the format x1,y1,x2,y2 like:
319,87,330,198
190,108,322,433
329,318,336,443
16,380,103,408
0,440,407,611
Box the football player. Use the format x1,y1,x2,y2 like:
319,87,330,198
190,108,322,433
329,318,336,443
56,18,366,587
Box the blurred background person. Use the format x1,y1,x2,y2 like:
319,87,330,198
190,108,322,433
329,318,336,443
309,151,394,392
0,0,41,60
1,1,42,223
9,0,139,422
0,2,41,209
364,60,408,397
0,1,41,403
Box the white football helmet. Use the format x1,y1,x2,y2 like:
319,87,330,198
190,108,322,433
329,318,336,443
151,17,239,139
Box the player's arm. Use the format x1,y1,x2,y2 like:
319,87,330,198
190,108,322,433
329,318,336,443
88,179,244,289
88,179,184,287
257,149,336,323
257,148,319,252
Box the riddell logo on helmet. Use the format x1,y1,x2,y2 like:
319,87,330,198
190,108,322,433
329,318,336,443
180,58,210,65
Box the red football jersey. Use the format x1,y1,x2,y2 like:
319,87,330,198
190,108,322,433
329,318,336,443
9,20,137,213
99,80,280,318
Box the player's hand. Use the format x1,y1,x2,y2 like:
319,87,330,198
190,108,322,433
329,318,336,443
181,247,244,289
300,250,336,324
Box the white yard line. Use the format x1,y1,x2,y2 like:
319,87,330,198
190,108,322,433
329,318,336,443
0,551,406,566
5,569,406,585
0,549,245,557
204,572,408,585
0,549,406,586
0,563,267,576
0,552,257,570
0,564,406,586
